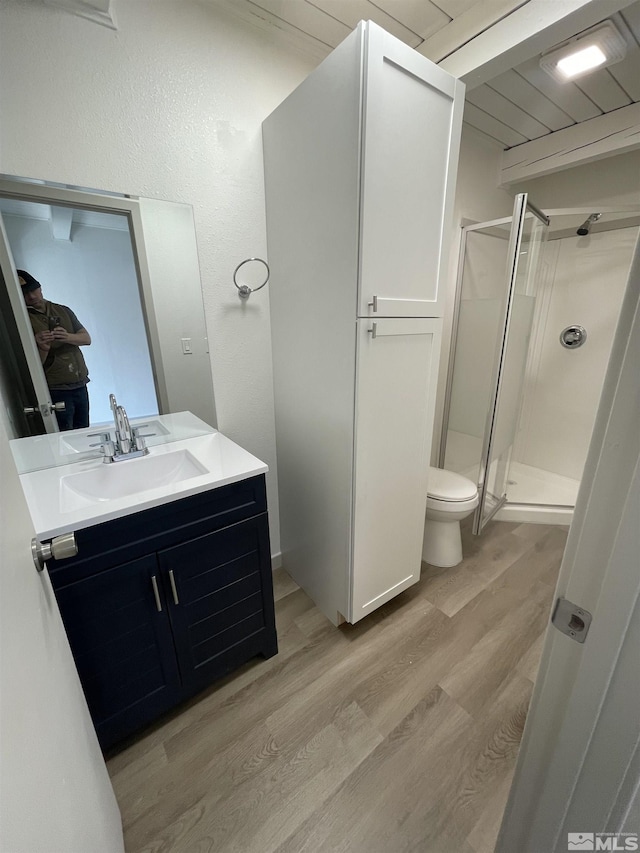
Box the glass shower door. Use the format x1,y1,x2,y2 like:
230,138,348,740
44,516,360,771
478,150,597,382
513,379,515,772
474,194,549,533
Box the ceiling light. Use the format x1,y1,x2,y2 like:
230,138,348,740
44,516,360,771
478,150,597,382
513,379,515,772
557,44,607,77
539,21,627,82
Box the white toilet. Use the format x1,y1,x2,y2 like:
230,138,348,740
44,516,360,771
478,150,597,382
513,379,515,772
422,467,479,568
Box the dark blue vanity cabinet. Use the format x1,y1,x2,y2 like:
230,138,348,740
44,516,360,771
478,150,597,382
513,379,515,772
47,475,277,750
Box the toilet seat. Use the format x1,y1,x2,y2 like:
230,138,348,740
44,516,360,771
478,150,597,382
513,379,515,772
427,467,477,502
426,493,478,514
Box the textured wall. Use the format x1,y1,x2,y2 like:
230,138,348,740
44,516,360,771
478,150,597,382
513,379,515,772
0,0,317,553
0,1,523,548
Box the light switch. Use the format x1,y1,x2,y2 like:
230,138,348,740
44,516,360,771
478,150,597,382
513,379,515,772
181,338,193,355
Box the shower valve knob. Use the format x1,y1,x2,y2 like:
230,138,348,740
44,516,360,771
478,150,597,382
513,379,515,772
560,325,587,349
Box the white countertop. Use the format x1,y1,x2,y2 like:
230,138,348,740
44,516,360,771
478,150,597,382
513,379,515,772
10,411,216,474
16,420,268,540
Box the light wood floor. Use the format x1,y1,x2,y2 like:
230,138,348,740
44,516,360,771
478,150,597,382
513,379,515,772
107,519,567,853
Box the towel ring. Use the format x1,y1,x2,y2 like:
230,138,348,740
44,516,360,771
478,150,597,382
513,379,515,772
233,257,270,300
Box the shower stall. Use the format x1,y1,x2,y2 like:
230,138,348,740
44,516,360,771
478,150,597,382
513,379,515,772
440,193,639,531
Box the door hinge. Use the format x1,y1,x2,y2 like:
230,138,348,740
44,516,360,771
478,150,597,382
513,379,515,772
551,597,592,644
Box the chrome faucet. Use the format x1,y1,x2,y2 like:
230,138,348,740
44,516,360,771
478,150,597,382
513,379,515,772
110,393,133,455
89,395,153,463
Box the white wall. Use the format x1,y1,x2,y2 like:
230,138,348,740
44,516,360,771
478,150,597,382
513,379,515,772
433,122,515,463
0,375,123,851
0,0,318,554
3,212,158,423
510,149,640,485
514,227,637,481
512,149,640,210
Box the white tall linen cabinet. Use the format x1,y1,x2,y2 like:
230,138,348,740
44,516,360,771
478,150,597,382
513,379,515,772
263,21,464,625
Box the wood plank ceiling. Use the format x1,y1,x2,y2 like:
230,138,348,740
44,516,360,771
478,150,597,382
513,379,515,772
211,0,640,152
465,5,640,148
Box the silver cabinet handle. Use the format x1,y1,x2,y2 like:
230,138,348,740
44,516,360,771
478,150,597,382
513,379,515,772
32,532,77,572
169,570,180,605
151,575,162,612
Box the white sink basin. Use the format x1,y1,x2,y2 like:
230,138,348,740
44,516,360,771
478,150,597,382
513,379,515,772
60,449,208,511
17,423,269,540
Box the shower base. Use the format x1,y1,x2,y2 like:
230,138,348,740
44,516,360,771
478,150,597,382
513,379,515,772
443,433,578,526
496,461,578,525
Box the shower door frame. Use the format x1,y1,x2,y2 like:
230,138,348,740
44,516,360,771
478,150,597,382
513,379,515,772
439,194,550,534
438,211,513,467
475,195,551,533
440,202,640,533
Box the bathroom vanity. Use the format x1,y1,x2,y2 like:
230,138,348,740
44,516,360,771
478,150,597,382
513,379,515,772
12,414,278,750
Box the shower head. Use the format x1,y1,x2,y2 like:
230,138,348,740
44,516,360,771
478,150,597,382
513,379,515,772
577,213,602,236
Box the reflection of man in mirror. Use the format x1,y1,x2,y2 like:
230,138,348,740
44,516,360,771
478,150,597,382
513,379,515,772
18,270,92,431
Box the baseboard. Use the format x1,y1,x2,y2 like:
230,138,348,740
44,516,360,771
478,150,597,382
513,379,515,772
271,552,283,571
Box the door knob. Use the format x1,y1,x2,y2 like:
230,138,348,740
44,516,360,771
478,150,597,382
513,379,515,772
23,402,66,416
32,532,78,572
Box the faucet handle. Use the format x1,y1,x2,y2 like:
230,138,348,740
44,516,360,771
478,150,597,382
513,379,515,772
132,426,156,439
88,437,116,462
88,432,111,446
131,428,152,454
134,435,148,454
98,440,116,462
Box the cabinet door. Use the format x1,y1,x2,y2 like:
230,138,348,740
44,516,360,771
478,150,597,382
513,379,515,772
350,318,441,622
358,24,463,319
158,515,276,692
53,555,181,748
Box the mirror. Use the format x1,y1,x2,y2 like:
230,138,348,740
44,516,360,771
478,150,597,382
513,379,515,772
1,198,157,424
0,175,217,436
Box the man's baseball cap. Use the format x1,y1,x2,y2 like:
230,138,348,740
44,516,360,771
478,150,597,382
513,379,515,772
17,270,41,292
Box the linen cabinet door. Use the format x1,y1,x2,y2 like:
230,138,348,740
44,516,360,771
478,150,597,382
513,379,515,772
358,24,463,319
52,555,181,749
158,515,277,693
350,318,441,623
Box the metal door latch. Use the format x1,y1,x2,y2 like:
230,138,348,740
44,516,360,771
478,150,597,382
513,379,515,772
32,532,78,572
551,597,592,643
